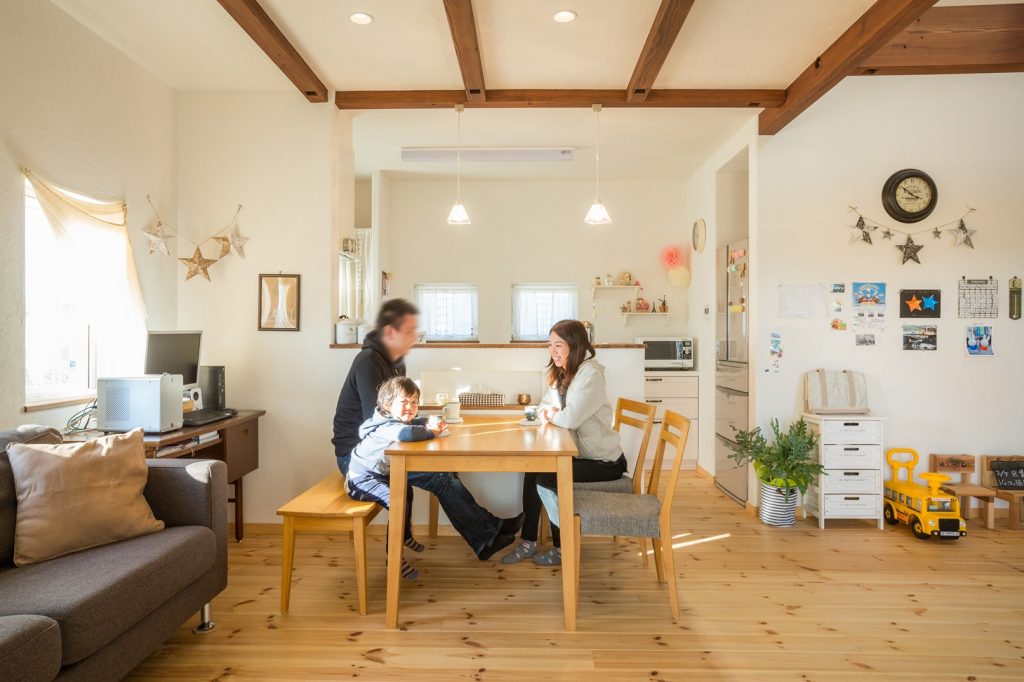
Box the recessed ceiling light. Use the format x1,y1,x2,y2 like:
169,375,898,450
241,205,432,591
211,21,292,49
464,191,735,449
553,10,577,23
349,12,374,25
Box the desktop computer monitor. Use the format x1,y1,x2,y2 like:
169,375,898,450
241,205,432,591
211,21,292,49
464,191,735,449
144,331,202,387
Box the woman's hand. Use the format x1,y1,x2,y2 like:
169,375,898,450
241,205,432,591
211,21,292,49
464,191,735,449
540,406,560,422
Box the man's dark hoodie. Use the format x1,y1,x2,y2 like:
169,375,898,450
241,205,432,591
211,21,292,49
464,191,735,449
331,329,406,470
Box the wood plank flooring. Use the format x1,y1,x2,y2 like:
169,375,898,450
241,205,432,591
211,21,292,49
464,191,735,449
128,473,1024,681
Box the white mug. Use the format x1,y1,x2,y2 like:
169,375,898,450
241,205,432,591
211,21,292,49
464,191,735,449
442,400,461,421
435,392,449,405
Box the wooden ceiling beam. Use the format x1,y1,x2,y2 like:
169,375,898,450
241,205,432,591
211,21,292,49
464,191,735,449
335,88,785,110
759,0,938,136
217,0,327,103
443,0,487,102
854,3,1024,76
626,0,696,103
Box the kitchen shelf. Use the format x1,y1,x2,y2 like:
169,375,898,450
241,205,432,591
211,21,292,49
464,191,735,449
623,312,670,317
592,285,640,292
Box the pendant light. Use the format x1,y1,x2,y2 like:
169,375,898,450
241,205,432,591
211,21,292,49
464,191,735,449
584,103,611,225
447,104,471,224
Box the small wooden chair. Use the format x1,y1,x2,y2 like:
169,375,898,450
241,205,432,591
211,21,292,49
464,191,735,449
277,473,382,614
982,455,1024,530
930,454,996,530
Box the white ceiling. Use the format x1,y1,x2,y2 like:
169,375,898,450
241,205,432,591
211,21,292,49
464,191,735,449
51,0,996,181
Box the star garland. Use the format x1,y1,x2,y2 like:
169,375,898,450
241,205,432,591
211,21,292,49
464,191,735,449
845,206,978,265
145,196,248,282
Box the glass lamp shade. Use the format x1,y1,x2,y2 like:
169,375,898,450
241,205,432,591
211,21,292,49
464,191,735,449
447,202,471,225
584,200,611,225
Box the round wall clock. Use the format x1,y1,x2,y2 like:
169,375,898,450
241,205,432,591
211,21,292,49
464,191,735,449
692,218,707,252
882,169,937,223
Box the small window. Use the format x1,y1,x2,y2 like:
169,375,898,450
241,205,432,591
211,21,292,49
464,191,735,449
511,284,578,341
415,284,478,341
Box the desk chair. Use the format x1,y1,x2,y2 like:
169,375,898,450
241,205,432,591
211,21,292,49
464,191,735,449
982,455,1024,530
929,454,996,530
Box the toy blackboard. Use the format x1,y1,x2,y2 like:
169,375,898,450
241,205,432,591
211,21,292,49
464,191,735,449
990,461,1024,490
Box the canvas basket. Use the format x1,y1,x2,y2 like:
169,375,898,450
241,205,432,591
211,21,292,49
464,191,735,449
804,369,869,415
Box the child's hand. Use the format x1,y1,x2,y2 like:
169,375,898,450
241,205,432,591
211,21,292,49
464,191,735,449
427,415,447,435
540,406,559,422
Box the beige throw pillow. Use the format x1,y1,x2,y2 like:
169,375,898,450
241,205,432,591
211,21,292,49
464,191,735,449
6,428,164,566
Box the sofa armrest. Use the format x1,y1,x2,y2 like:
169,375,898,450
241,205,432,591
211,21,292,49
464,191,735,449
144,459,227,565
0,615,62,682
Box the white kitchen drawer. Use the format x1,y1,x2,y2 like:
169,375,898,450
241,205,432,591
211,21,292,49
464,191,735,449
643,375,698,398
823,494,881,518
821,419,882,444
822,444,882,468
820,468,880,494
647,397,698,419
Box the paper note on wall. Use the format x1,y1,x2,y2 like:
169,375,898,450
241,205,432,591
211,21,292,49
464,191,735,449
777,284,827,319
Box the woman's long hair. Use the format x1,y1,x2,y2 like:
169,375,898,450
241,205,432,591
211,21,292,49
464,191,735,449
545,319,596,391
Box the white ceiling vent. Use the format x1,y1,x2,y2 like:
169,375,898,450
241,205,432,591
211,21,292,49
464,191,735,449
401,147,575,163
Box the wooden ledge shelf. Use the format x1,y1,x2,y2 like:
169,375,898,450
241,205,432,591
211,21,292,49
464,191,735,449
329,343,645,349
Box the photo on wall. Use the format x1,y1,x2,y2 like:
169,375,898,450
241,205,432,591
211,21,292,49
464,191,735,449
902,324,937,351
258,274,300,331
965,325,994,356
852,282,886,308
899,289,941,318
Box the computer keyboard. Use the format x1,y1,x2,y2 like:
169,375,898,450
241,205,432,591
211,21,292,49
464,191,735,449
183,408,237,427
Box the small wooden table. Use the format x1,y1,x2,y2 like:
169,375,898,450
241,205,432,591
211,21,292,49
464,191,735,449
385,415,580,630
67,410,265,542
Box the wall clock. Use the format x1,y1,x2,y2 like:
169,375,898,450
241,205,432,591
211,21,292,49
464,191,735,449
692,218,707,252
882,169,937,223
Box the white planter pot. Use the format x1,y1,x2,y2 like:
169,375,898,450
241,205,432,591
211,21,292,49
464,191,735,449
758,481,798,526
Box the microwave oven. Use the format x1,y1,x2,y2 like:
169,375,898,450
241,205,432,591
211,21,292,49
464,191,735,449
635,336,694,370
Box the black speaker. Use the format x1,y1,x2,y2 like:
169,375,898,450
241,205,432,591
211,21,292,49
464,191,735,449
198,366,226,410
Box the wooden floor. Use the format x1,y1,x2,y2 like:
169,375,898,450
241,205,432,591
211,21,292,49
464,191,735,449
129,473,1024,681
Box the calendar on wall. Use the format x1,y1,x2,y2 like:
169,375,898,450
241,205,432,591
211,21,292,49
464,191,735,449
958,276,998,318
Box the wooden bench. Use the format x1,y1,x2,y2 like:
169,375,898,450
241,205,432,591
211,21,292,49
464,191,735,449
277,473,382,614
981,455,1024,531
930,454,996,530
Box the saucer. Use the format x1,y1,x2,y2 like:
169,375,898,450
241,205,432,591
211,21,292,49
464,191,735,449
443,417,464,424
436,429,450,437
518,419,541,426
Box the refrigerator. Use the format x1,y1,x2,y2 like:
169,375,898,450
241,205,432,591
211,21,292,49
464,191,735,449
715,240,750,505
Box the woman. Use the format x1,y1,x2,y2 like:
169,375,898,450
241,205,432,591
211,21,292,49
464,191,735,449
500,319,627,566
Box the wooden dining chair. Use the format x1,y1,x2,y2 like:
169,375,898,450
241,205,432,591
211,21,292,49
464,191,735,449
570,410,691,619
539,398,656,557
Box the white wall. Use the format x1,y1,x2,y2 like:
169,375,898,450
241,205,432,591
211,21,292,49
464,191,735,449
682,118,759,476
0,0,176,428
175,92,347,522
757,74,1024,507
384,180,694,344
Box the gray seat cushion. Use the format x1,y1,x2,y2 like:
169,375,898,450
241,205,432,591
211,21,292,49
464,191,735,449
0,526,215,665
574,490,662,538
0,614,61,682
1,426,63,567
574,475,633,493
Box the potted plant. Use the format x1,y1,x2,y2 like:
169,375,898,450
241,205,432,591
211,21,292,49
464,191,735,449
729,418,825,526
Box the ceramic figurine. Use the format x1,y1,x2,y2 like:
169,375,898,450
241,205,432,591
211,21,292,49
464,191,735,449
636,297,650,312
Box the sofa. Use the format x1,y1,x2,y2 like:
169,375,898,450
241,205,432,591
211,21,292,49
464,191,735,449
0,425,227,681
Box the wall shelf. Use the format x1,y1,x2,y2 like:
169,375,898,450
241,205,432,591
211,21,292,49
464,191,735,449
592,285,640,291
623,312,670,318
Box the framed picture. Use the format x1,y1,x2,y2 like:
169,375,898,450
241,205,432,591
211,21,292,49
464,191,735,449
259,274,300,331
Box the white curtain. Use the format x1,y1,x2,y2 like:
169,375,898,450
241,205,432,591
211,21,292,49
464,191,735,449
22,168,147,379
416,284,478,341
512,284,577,341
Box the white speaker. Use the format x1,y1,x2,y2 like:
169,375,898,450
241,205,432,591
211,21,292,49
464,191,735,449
185,386,204,410
97,375,183,433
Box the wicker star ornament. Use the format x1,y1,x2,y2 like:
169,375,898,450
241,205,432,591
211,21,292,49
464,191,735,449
178,247,218,281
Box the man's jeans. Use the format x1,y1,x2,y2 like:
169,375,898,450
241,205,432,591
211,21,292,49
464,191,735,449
347,470,501,555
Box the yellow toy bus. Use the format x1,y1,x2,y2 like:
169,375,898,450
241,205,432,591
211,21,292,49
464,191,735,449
883,448,967,540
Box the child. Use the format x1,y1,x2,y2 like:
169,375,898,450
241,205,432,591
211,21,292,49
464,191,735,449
347,377,523,579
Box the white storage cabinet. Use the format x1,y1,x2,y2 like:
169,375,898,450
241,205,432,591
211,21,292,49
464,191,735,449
802,413,885,529
643,372,699,469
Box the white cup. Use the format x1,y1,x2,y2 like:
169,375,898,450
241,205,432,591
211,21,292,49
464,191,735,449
435,392,449,405
442,400,461,421
427,415,444,430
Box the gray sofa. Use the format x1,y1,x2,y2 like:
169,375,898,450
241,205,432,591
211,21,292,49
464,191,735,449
0,425,227,681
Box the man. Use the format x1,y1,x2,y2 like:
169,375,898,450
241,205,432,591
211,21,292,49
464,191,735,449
331,299,522,560
332,298,420,474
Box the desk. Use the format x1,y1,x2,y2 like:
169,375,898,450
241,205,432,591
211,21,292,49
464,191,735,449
385,415,579,630
67,410,265,542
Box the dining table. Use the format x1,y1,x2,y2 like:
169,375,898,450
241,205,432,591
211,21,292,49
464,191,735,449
384,414,580,630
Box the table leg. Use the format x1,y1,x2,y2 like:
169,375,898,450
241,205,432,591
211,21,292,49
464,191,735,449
234,479,244,542
556,457,577,631
386,457,408,629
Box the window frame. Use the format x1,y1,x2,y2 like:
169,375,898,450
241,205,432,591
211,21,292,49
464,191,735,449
414,283,480,342
510,283,579,342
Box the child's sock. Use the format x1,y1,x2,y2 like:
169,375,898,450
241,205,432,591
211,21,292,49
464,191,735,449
400,559,420,580
404,536,425,553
